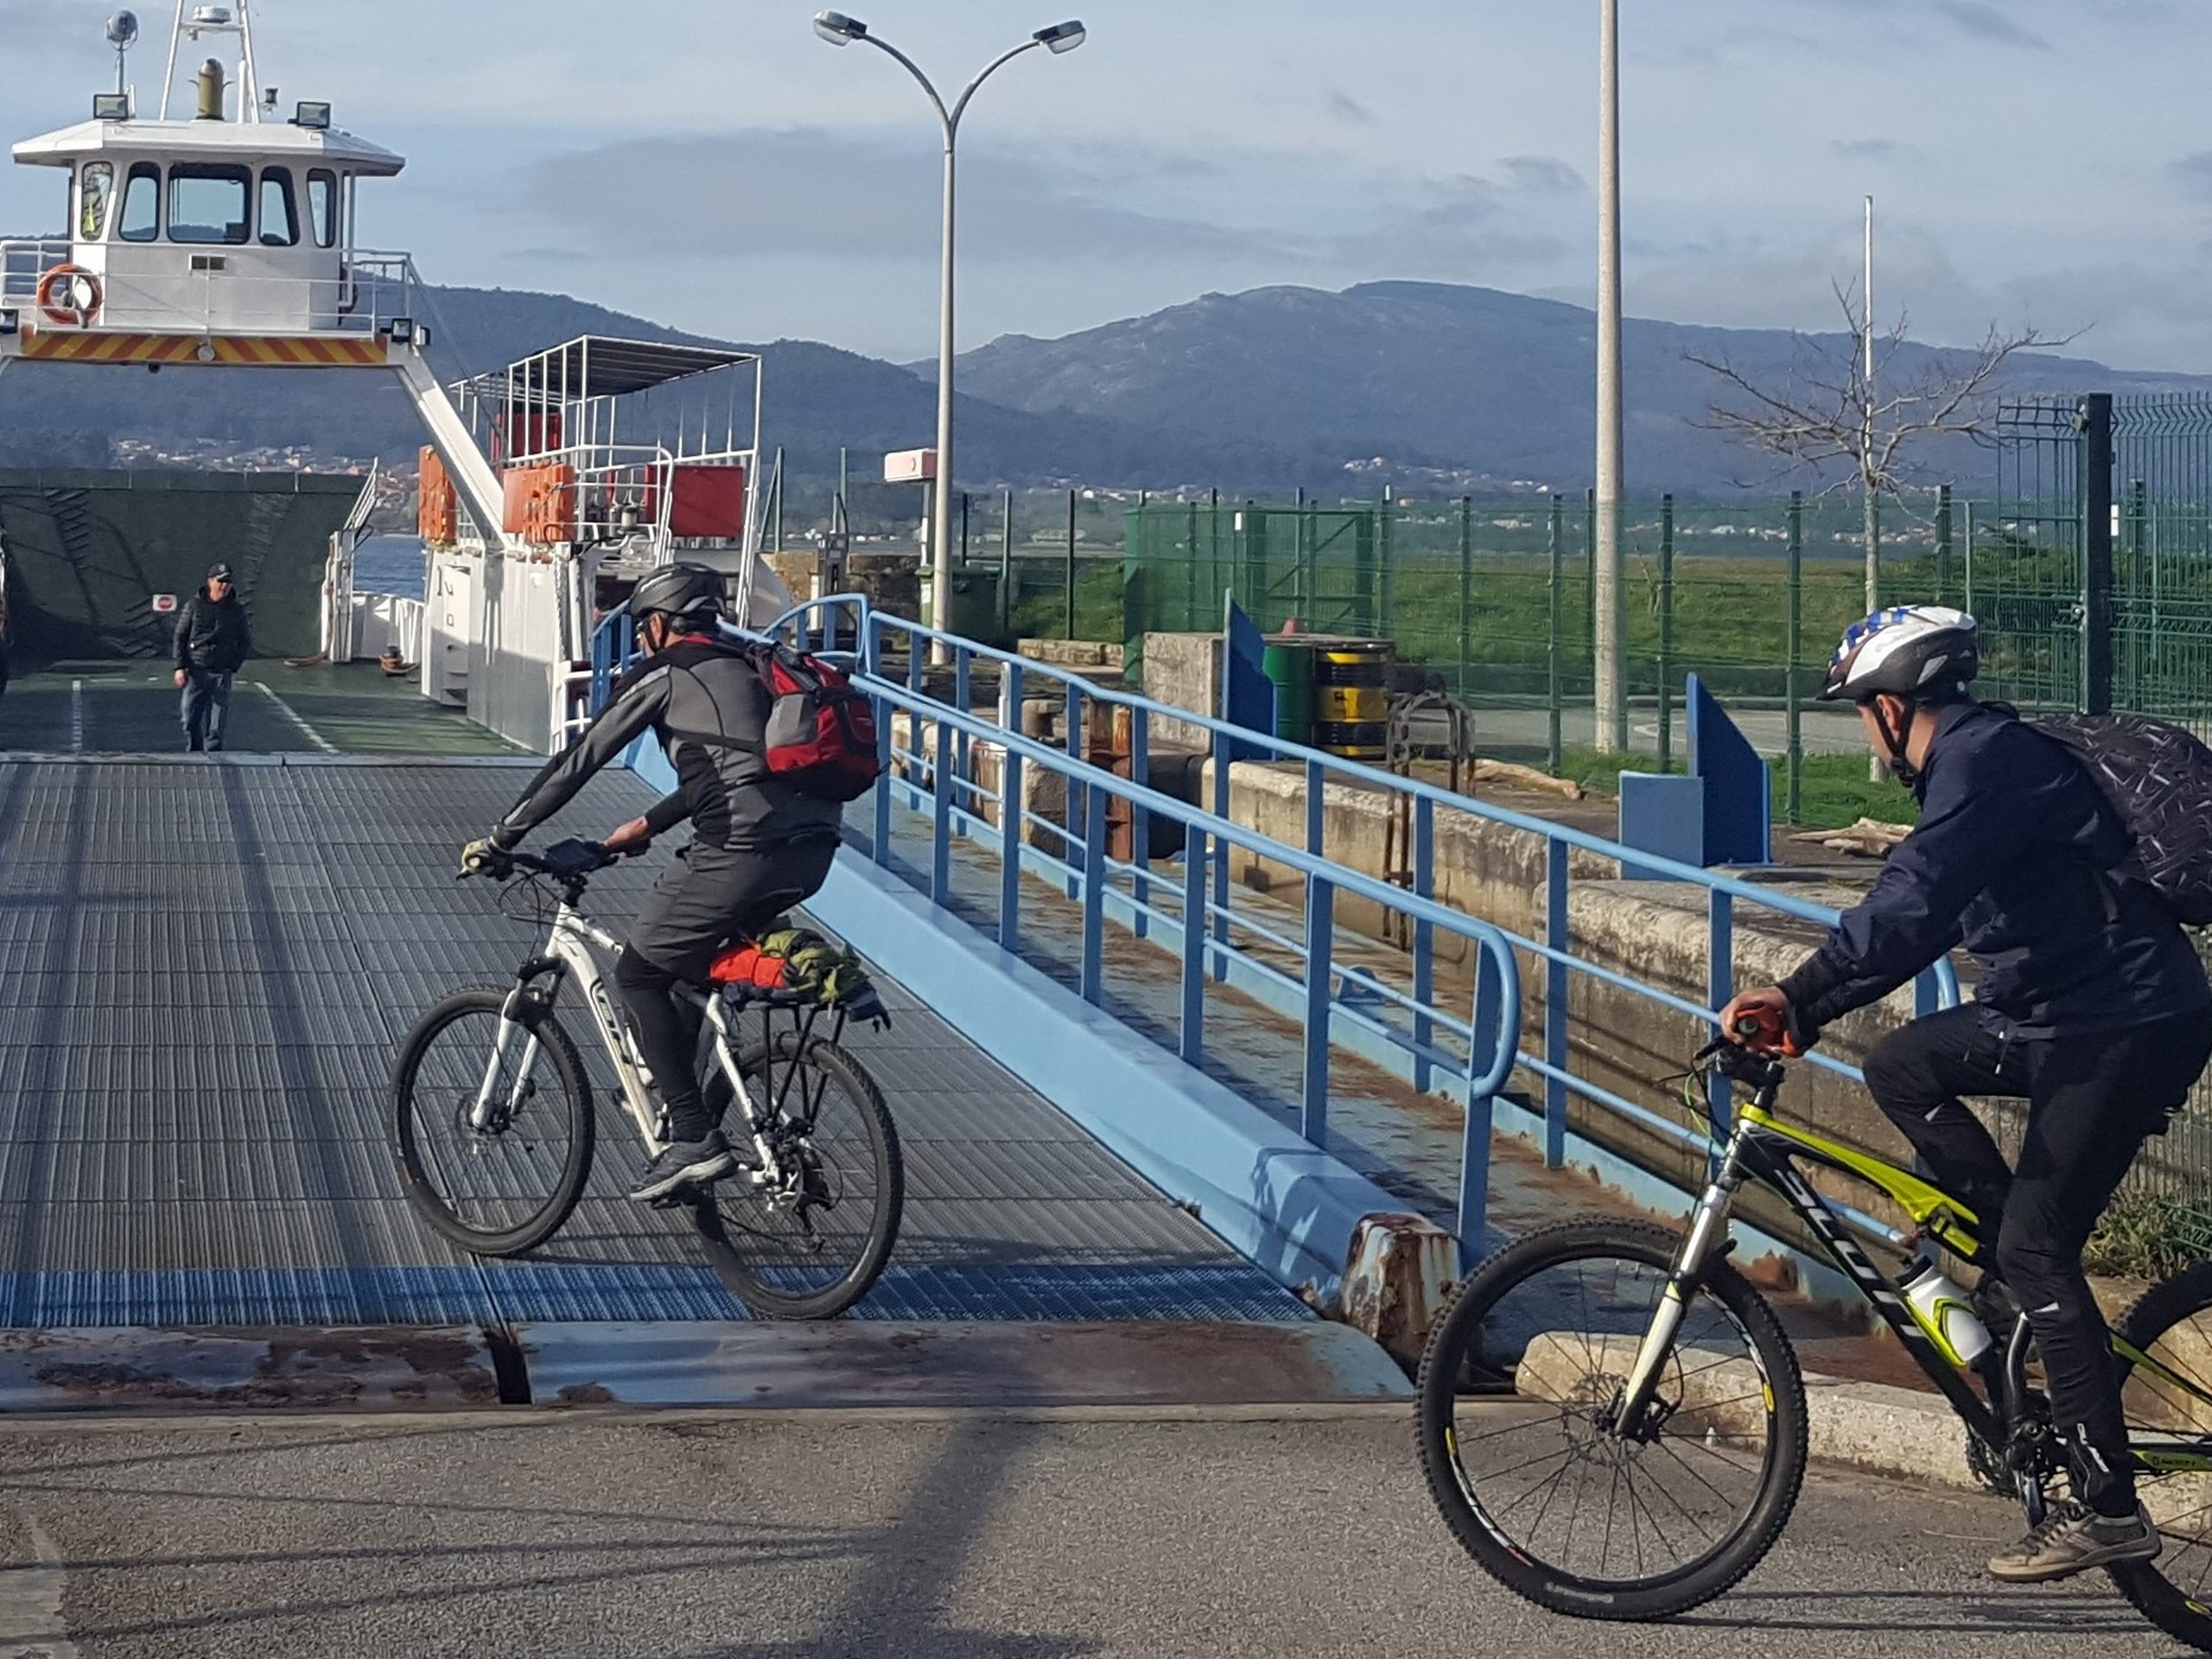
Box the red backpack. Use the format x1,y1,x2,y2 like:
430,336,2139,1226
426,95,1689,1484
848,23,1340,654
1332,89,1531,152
752,643,883,802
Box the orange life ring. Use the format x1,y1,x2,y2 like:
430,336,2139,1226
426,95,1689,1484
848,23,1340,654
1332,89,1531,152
35,264,101,327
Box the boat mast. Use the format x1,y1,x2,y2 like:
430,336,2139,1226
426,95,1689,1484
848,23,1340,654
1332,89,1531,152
158,0,261,122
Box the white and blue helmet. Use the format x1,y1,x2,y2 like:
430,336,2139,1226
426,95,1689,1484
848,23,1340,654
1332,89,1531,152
1820,606,1980,704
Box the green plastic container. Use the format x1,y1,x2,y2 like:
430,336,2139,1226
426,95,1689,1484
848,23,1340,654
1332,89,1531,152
1263,640,1315,744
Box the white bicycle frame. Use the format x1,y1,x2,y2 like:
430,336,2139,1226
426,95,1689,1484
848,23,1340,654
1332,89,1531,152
468,896,787,1184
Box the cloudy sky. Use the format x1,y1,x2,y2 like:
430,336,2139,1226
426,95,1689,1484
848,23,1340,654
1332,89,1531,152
3,0,2209,368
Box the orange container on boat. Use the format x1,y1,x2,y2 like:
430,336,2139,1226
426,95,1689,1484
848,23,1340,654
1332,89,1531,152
416,446,458,546
501,462,578,545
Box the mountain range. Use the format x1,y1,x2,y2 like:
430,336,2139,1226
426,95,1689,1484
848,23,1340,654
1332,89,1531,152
0,275,2203,496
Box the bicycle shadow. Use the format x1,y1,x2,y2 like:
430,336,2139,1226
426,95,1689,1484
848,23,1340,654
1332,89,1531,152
1681,1584,2155,1640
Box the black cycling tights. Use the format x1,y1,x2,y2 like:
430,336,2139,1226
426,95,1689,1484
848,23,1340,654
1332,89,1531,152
1862,1005,2212,1516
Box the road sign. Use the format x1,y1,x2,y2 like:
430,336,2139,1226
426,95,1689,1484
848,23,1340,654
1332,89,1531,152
150,594,177,614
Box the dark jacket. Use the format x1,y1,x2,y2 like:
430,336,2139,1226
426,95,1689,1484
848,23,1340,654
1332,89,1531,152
173,589,251,674
494,633,844,852
1780,700,2210,1042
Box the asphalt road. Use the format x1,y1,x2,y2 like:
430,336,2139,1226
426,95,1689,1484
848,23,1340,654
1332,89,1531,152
0,1409,2182,1659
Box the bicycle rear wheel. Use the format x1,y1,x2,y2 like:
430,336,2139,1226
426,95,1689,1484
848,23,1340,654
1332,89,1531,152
691,1028,904,1319
391,988,594,1257
1416,1217,1808,1621
2106,1263,2212,1653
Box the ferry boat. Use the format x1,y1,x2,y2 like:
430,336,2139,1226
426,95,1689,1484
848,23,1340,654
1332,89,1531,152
0,0,793,753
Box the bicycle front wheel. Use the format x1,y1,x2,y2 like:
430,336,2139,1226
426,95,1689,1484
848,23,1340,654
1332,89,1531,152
691,1029,904,1319
1416,1217,1808,1621
2107,1262,2212,1653
391,988,594,1257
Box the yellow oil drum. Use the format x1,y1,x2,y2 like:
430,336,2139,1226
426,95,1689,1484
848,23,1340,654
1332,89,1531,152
1312,641,1393,762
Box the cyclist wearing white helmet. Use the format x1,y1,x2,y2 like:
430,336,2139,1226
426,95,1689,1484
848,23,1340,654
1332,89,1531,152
1723,603,2211,1583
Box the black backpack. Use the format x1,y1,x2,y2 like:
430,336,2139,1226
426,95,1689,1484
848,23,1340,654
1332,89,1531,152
2034,714,2212,925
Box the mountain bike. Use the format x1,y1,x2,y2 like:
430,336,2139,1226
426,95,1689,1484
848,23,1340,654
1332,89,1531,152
1415,1036,2212,1649
390,839,904,1319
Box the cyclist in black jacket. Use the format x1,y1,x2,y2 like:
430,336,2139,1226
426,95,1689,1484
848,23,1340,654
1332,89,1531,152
462,563,844,1201
1723,605,2211,1583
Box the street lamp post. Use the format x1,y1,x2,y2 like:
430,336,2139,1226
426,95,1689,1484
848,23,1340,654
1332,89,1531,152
815,11,1086,664
1593,0,1626,755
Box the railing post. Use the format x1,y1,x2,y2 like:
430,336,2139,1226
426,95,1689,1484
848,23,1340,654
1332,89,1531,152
1064,683,1085,899
2082,392,2115,716
1303,876,1334,1145
1657,493,1675,772
931,711,953,904
952,642,973,823
1081,782,1107,1005
1211,725,1231,982
1548,493,1565,775
1304,757,1325,856
999,661,1025,950
872,686,893,868
1544,836,1569,1167
1179,822,1207,1064
1129,709,1152,940
1459,941,1504,1268
1709,888,1735,1119
1413,796,1436,1094
1787,491,1804,827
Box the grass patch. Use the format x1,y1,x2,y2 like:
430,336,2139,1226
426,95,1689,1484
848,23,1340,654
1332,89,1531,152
2086,1194,2212,1281
1556,748,1917,835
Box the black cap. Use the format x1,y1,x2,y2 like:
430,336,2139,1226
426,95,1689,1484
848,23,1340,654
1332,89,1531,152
207,563,233,582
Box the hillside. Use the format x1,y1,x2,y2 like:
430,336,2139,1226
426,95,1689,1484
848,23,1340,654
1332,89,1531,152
0,276,2202,494
949,280,2212,495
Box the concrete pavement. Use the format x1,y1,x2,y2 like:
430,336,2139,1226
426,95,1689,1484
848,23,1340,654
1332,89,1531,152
0,1409,2173,1659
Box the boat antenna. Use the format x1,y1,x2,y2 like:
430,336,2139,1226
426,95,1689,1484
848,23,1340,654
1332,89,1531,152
105,11,139,98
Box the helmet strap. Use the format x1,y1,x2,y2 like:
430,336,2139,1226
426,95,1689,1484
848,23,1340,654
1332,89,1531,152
1872,696,1921,785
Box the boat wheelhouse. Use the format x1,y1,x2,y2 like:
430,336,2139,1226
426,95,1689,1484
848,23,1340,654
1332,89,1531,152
0,2,789,752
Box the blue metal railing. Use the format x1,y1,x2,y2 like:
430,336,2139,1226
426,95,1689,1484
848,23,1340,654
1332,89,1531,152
594,595,1958,1255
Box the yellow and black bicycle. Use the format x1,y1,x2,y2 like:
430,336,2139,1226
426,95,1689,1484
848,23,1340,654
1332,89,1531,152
1415,1034,2212,1649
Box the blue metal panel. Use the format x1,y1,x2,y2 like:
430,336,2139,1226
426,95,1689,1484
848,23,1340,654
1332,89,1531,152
1689,674,1773,866
1618,772,1707,879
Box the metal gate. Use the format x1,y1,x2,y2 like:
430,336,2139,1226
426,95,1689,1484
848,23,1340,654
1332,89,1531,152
1986,393,2212,736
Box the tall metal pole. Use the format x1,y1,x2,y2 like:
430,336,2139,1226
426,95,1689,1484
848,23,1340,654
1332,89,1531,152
931,130,958,661
1593,0,1626,753
817,21,1081,661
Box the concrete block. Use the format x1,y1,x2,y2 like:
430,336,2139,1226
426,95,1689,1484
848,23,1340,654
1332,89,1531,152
1338,1214,1456,1369
1141,631,1223,752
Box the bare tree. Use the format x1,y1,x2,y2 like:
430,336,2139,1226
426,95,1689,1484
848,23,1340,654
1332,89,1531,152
1688,283,2069,613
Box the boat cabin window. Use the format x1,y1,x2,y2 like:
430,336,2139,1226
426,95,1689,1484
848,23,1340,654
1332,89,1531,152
118,162,161,243
307,168,339,249
78,162,114,241
168,163,252,245
258,168,300,247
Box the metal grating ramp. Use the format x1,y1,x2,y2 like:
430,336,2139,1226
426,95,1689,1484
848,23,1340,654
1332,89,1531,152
0,758,1306,1327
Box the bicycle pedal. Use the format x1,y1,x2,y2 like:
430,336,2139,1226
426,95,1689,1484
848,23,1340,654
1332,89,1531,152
646,1191,690,1211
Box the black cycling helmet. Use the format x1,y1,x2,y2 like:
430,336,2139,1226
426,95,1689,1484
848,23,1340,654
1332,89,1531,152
1819,605,1980,704
629,562,726,630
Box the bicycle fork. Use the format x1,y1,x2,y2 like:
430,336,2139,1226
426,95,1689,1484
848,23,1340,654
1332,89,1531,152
470,984,546,1133
1614,1120,1753,1438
